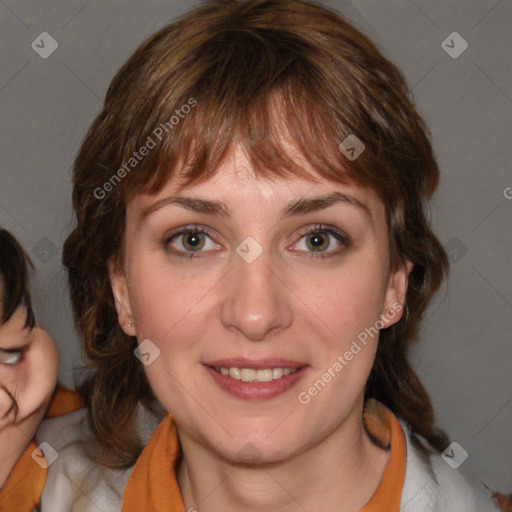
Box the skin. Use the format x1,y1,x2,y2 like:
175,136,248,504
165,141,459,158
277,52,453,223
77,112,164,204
0,306,59,489
110,142,413,512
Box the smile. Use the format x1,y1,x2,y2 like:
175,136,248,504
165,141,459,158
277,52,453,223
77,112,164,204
204,364,309,400
211,366,300,382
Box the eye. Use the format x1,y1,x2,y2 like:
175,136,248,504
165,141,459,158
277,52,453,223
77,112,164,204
290,224,350,258
164,225,221,259
0,348,23,365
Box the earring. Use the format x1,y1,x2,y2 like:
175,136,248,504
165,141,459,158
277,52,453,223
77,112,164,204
127,320,134,327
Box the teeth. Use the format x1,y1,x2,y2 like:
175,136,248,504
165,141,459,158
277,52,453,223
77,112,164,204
213,366,300,382
256,369,273,382
272,368,283,379
241,368,256,382
229,367,241,380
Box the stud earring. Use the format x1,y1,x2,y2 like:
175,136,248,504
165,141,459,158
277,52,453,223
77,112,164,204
127,320,134,327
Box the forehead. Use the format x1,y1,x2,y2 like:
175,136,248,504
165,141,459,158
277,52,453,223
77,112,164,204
0,305,27,331
128,143,385,222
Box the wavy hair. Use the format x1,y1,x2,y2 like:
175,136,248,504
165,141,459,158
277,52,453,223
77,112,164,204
63,0,449,468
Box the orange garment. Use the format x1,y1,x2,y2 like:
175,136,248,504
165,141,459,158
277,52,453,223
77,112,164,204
360,400,406,512
0,386,83,512
122,399,406,512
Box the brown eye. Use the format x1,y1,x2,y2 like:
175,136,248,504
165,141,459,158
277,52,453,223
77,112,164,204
164,225,220,259
181,231,206,251
305,232,330,252
291,224,350,259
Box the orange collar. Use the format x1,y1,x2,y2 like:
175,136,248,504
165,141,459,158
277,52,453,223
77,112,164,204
360,399,407,511
121,399,406,512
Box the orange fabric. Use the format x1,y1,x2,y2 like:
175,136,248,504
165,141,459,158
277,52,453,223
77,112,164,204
121,415,185,512
0,386,83,512
360,402,406,512
122,401,406,512
45,386,84,419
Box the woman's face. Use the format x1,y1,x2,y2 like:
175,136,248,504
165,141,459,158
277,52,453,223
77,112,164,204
111,143,411,463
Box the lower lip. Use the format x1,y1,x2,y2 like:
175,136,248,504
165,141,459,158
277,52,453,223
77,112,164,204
204,365,309,400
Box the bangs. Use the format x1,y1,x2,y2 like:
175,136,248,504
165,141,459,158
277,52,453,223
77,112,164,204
113,28,381,202
120,89,368,203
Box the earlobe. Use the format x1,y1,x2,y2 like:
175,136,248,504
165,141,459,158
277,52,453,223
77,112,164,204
108,259,136,336
381,259,413,328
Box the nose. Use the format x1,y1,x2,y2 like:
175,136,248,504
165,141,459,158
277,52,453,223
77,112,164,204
220,242,293,341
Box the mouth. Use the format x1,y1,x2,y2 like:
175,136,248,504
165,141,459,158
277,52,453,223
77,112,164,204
207,365,302,382
203,359,310,400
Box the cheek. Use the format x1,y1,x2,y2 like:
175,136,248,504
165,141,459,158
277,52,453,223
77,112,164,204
130,262,188,331
291,259,388,342
128,258,222,360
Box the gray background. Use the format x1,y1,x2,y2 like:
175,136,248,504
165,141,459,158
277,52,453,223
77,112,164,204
0,0,510,494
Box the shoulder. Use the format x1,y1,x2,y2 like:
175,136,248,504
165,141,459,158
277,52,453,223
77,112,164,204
399,420,501,512
35,408,129,511
35,404,163,512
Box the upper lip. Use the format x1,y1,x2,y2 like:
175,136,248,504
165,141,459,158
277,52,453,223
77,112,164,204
203,358,308,370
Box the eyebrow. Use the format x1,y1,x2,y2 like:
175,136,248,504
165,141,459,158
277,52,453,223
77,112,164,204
141,191,371,221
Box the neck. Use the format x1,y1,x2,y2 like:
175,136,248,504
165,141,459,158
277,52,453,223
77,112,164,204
176,399,389,512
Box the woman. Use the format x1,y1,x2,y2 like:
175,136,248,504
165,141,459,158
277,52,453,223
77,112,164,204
4,0,508,510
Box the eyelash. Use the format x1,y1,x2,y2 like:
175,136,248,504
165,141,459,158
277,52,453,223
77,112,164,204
293,224,351,259
164,224,350,260
0,345,28,365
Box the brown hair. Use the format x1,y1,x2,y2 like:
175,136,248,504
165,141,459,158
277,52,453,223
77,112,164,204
63,0,449,468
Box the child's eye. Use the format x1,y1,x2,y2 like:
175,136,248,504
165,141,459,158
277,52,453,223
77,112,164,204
0,348,23,365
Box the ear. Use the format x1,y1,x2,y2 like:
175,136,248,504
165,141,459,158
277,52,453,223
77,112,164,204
108,258,136,337
380,259,413,328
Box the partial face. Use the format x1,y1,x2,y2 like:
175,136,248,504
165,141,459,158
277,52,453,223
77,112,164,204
0,307,31,367
110,144,411,463
0,306,59,428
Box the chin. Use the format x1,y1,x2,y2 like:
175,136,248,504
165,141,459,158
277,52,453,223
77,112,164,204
212,429,302,466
